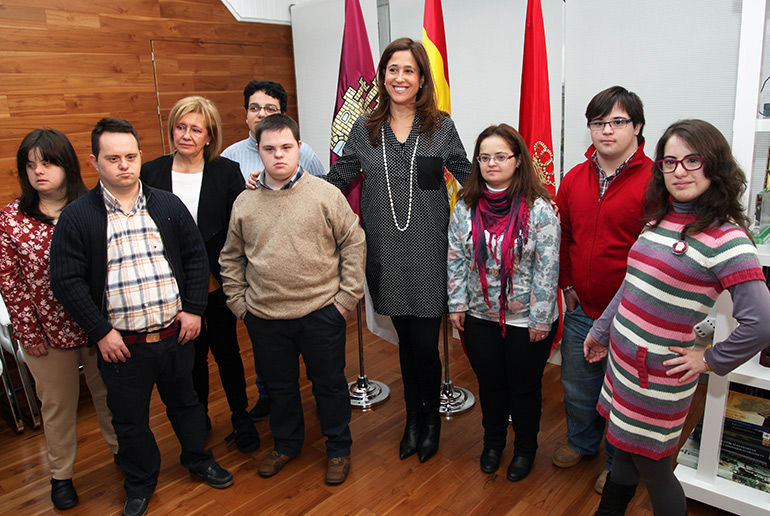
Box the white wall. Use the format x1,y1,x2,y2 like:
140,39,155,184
291,0,564,175
563,1,742,172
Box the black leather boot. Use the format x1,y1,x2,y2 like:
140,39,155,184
594,473,637,516
417,411,441,463
399,410,421,459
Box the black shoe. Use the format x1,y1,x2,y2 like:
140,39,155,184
417,411,441,463
123,497,149,516
480,448,503,473
226,411,261,453
249,398,271,422
399,411,421,460
190,462,234,489
50,478,78,510
506,455,534,482
594,474,637,516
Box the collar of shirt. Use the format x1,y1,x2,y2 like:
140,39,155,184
257,167,304,190
591,147,638,180
101,181,145,215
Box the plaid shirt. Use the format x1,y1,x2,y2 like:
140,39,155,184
592,147,638,200
257,167,304,190
102,183,181,332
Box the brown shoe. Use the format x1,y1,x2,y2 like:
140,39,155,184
325,456,350,485
258,450,295,477
594,468,610,494
552,443,583,468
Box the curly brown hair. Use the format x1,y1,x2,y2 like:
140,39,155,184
645,119,752,239
459,124,550,209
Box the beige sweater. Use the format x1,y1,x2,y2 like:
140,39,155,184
219,173,366,320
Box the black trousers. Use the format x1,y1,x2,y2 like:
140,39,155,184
243,304,352,458
191,288,248,417
463,315,557,458
391,316,442,413
98,333,213,498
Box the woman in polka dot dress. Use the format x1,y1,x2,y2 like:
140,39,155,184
327,37,471,463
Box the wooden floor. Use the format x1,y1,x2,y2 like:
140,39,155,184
0,312,734,516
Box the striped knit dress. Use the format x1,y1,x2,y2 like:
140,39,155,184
596,211,764,460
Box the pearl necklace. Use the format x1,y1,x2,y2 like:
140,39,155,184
382,126,419,232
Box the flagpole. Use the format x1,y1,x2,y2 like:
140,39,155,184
423,0,475,417
348,300,390,409
438,315,474,418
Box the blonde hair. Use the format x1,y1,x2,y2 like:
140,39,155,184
167,96,222,161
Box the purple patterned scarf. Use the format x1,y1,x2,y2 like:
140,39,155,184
470,189,530,334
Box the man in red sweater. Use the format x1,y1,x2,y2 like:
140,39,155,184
552,86,652,494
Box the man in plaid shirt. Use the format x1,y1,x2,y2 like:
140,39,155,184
51,118,232,516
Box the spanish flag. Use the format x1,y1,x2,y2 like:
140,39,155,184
422,0,459,211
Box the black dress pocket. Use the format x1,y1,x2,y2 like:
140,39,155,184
417,156,444,190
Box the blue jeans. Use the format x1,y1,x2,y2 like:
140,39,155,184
559,303,614,469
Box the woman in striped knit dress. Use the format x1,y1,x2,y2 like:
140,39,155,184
585,119,770,516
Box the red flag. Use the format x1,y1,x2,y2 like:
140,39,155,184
518,0,556,196
518,0,561,348
330,0,378,218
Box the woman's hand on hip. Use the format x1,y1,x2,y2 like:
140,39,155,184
664,346,707,384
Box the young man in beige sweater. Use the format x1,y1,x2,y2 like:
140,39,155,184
219,114,365,486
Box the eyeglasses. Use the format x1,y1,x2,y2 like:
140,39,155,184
248,104,280,114
654,155,705,174
476,153,516,165
587,118,633,131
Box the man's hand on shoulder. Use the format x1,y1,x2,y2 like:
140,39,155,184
97,329,131,363
176,311,201,344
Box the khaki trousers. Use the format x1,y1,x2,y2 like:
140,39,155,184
24,345,118,479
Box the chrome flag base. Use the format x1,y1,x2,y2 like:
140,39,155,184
348,375,390,410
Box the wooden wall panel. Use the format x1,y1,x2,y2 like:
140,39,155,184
0,0,294,199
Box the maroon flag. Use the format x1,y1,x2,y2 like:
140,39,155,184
330,0,378,217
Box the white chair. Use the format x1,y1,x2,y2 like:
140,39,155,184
0,309,24,433
0,293,41,429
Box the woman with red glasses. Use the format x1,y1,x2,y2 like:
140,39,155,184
586,119,770,515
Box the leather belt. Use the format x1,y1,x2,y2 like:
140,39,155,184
120,324,178,345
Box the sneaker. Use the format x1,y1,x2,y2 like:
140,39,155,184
258,450,295,477
552,443,583,468
595,468,610,494
123,497,149,516
249,398,271,422
189,462,234,489
325,456,351,485
225,411,260,453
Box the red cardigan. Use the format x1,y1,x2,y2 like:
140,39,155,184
554,143,652,319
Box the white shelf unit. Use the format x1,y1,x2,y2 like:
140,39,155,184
674,1,770,514
674,295,770,515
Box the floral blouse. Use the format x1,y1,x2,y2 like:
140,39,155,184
447,197,560,331
0,199,87,350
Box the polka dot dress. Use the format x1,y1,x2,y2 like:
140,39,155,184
327,114,471,317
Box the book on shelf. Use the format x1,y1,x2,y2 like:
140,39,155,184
725,390,770,429
677,430,770,493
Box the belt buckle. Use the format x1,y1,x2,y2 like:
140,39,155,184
146,332,161,343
